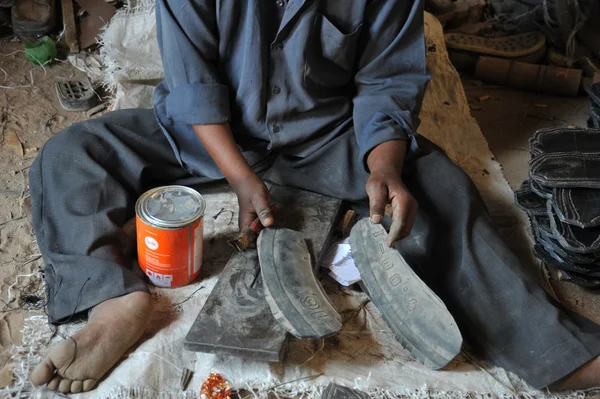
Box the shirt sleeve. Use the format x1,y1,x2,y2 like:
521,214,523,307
156,0,230,125
353,0,431,171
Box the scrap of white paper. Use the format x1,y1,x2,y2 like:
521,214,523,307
321,238,362,286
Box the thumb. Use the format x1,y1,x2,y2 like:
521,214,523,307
251,193,274,228
366,178,388,224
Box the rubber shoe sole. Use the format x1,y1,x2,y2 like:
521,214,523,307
321,382,369,399
349,218,463,369
445,31,545,58
258,228,342,339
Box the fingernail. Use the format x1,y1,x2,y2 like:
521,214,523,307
370,214,382,224
387,236,395,247
258,209,271,218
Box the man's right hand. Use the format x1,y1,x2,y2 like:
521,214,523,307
231,174,274,231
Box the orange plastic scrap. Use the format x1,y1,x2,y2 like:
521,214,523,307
200,372,232,399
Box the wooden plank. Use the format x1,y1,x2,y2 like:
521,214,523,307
184,185,343,361
61,0,79,53
74,0,117,49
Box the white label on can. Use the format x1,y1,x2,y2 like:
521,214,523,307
194,223,203,274
145,236,159,251
146,270,172,287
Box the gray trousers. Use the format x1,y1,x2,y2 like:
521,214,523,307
30,109,600,389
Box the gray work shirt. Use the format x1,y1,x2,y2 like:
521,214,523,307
154,0,430,179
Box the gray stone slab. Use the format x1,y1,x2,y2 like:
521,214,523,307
184,184,343,361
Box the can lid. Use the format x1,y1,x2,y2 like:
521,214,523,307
137,186,205,228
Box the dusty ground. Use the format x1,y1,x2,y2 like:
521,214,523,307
0,37,599,390
0,40,88,372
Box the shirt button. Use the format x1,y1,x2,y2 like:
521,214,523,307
273,124,281,133
272,85,281,95
276,0,284,7
275,42,284,51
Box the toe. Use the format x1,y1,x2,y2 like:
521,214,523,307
71,380,83,393
30,358,56,386
83,379,98,391
47,376,61,391
58,379,73,393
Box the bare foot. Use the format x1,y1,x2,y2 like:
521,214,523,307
31,291,153,393
551,355,600,390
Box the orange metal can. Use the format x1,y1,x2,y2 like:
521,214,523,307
135,185,206,288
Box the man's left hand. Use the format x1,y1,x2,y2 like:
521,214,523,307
366,140,418,247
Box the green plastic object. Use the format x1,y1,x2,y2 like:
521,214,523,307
24,36,57,65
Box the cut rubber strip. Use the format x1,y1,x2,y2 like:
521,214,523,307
258,228,341,339
349,219,462,370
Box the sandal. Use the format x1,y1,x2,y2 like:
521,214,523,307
445,31,546,58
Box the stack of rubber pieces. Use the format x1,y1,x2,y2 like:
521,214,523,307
588,82,600,129
516,123,600,288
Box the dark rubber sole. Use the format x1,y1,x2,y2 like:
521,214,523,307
321,383,369,399
258,228,341,339
515,180,547,216
55,80,96,111
349,219,463,369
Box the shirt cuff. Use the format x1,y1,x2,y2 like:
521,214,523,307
166,82,230,125
358,111,420,172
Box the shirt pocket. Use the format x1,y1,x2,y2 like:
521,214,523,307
304,12,363,90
